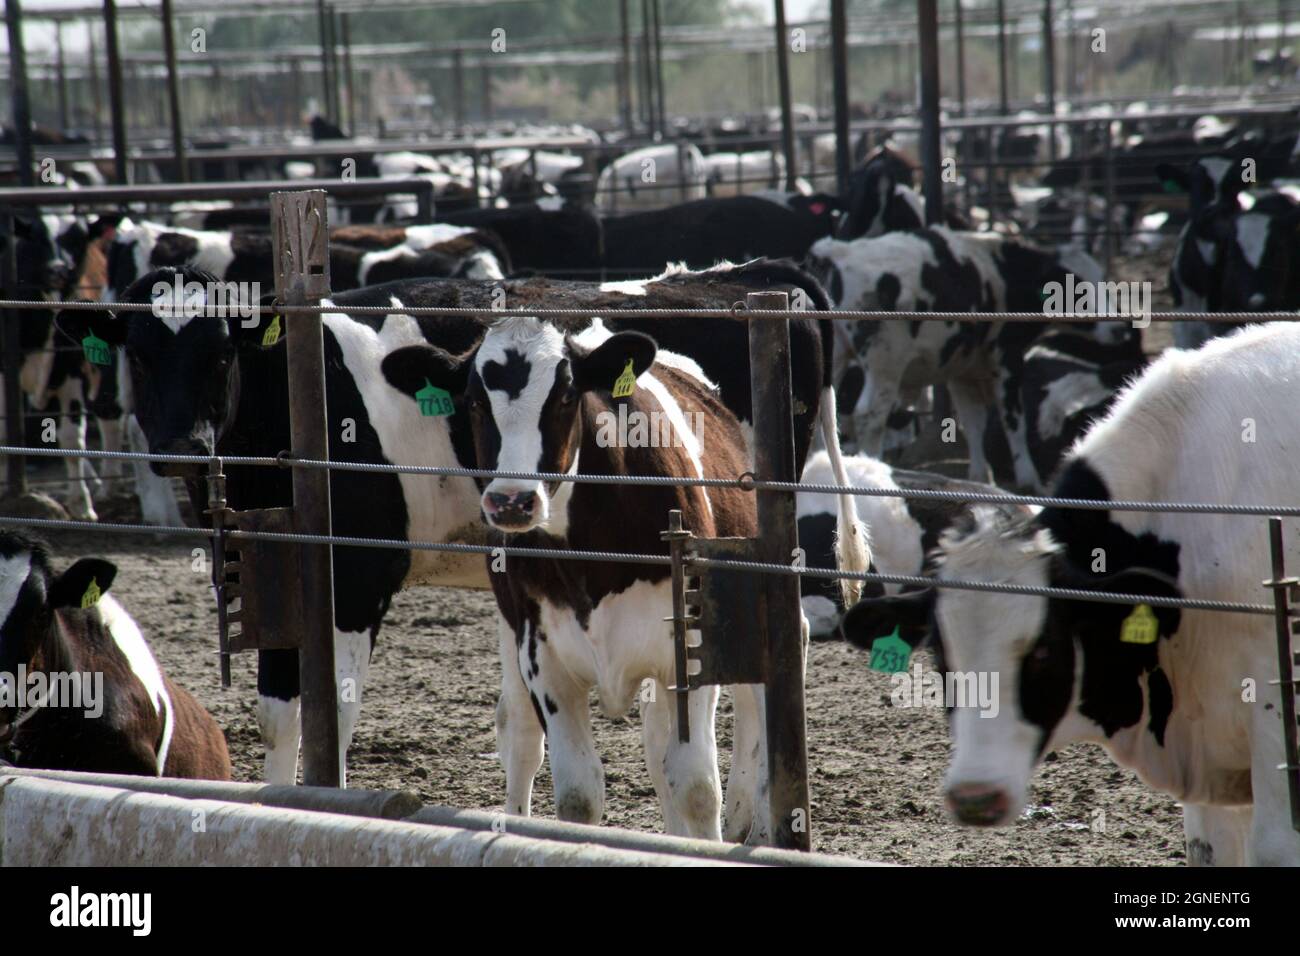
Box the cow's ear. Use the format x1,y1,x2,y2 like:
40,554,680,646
1154,163,1189,193
382,343,472,398
56,307,126,347
230,293,285,349
572,331,657,394
49,558,117,610
88,214,122,244
840,588,934,649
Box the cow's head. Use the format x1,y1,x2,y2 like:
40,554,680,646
0,531,116,741
838,147,918,240
383,318,656,534
842,478,1182,827
57,266,278,476
1218,195,1300,312
1155,155,1245,215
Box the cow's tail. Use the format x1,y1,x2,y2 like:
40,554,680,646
819,384,870,608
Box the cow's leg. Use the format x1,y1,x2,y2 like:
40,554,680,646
946,378,992,483
725,682,770,844
1181,803,1250,867
496,615,545,816
96,413,125,482
519,628,604,825
660,685,723,841
641,682,687,835
853,359,903,457
55,393,97,520
334,627,372,789
1246,705,1300,865
257,648,302,785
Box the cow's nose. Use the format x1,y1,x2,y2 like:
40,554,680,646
946,783,1011,827
483,490,538,525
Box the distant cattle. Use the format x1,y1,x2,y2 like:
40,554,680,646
703,150,786,198
436,204,603,279
595,143,709,212
0,532,231,779
797,450,1031,638
1217,191,1300,313
809,227,1121,485
842,323,1300,864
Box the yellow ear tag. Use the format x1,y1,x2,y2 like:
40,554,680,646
1119,603,1159,645
612,359,637,398
80,578,101,609
262,314,282,347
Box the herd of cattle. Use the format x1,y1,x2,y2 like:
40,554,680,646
4,107,1300,865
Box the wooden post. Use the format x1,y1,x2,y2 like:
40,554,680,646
746,290,810,852
270,191,340,788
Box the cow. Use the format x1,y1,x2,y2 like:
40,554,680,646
0,531,231,779
379,318,774,842
808,227,1123,486
435,204,603,280
102,219,509,300
1016,329,1146,492
841,323,1300,865
1216,191,1300,313
601,194,844,281
595,143,709,212
703,150,786,198
837,146,925,239
61,258,865,791
798,449,1033,639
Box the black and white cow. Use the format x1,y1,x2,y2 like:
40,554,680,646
798,449,1033,639
842,323,1300,865
809,227,1123,486
837,146,925,240
1016,330,1146,492
380,318,771,841
1217,191,1300,313
102,219,508,301
0,531,231,779
62,258,865,791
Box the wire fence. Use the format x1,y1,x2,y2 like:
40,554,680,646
1,442,1293,619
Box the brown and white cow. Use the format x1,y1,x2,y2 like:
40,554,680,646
0,531,230,779
382,316,826,843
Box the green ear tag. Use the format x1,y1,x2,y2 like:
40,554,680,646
612,359,637,398
868,626,913,674
261,314,282,347
415,379,454,417
1162,179,1180,194
1120,603,1159,645
80,578,101,609
82,333,110,367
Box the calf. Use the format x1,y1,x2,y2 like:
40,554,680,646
1217,191,1300,313
842,323,1300,864
381,319,772,841
798,450,1031,638
0,532,230,779
809,227,1121,486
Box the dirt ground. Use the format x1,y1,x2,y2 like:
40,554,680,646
33,521,1187,866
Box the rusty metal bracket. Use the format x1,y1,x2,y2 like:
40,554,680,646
683,535,768,689
662,510,696,743
204,456,233,687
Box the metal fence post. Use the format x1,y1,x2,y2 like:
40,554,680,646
746,289,811,852
271,190,341,788
1266,517,1300,833
1,209,25,497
